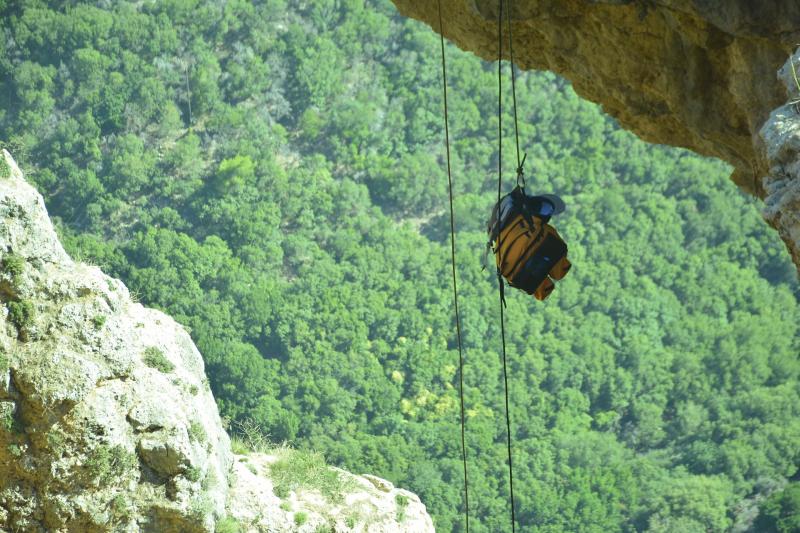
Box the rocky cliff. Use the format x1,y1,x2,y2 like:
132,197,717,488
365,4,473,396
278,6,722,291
0,150,434,532
390,0,800,271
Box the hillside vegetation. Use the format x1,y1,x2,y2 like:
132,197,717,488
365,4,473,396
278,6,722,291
2,1,799,531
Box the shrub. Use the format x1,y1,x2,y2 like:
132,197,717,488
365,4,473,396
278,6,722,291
142,347,174,373
8,300,34,331
2,254,24,279
294,512,308,526
269,448,354,504
231,418,271,453
215,516,241,533
86,444,137,484
185,466,202,482
91,315,106,328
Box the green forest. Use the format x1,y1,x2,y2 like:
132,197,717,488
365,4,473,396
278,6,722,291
2,0,800,531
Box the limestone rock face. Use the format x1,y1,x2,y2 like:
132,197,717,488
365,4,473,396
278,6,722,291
390,0,797,190
0,150,232,532
227,453,435,532
760,49,800,270
0,150,435,532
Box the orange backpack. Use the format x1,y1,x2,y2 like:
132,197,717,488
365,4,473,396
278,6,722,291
487,187,571,300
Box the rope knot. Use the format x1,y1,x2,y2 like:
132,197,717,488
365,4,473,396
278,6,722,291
515,152,527,188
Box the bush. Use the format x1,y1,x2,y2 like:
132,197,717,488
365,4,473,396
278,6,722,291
2,254,24,279
142,347,174,373
86,444,137,484
215,516,241,533
294,512,308,526
269,448,354,504
8,300,34,338
185,466,202,482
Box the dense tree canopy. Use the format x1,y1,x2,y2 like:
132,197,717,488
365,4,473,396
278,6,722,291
2,1,799,531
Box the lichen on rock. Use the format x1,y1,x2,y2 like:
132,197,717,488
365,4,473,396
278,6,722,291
0,149,434,532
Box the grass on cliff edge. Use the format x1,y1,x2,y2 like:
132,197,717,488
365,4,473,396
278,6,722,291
230,419,356,504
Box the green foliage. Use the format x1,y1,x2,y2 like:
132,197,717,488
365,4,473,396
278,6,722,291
188,421,207,444
142,347,174,373
1,408,17,433
294,512,308,526
1,0,798,530
111,494,131,521
0,157,9,179
185,466,202,482
230,437,249,455
86,444,137,484
7,299,34,335
395,494,409,522
91,314,106,328
231,419,272,454
269,448,354,504
2,253,25,280
755,484,800,533
215,517,241,533
47,427,67,453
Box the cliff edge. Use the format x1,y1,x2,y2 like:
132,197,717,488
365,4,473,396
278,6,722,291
0,150,434,532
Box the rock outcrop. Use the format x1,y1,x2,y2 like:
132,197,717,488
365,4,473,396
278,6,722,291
227,453,433,532
761,49,800,270
0,149,434,532
390,0,800,270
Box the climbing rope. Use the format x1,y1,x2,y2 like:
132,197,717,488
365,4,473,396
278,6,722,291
436,1,470,530
506,0,526,189
438,1,524,530
497,1,518,531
